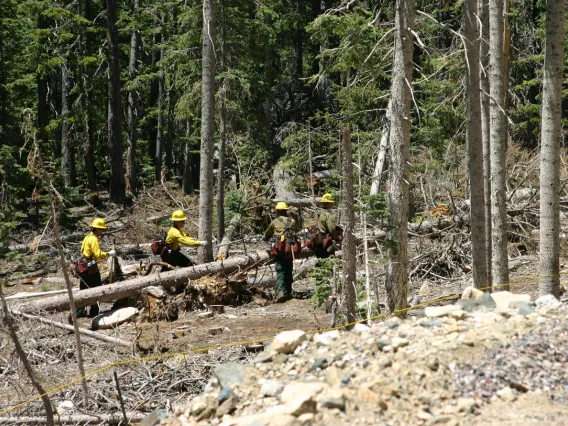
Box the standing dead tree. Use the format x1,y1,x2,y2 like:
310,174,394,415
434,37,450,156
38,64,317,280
0,280,55,425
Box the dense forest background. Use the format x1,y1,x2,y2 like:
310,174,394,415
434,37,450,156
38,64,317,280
0,0,566,240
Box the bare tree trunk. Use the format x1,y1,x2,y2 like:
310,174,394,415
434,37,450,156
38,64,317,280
77,0,97,197
217,0,227,241
488,0,509,288
464,0,487,289
539,0,564,298
370,100,391,196
340,126,356,325
126,0,141,197
155,22,165,183
386,0,414,314
183,119,194,194
197,0,217,263
60,56,76,187
479,0,492,287
106,0,126,204
165,78,175,178
0,281,54,425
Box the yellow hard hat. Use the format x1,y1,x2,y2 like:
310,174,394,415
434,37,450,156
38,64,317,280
171,210,187,221
91,218,107,229
275,202,289,211
321,193,334,204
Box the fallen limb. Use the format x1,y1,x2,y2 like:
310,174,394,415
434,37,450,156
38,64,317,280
6,234,83,253
8,266,58,282
0,412,146,425
15,250,274,313
217,213,241,259
6,289,71,301
11,310,132,347
272,197,322,207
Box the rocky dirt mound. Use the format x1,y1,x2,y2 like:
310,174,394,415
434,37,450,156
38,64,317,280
159,291,568,426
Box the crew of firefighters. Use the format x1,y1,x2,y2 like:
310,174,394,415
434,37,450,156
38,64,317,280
75,193,342,316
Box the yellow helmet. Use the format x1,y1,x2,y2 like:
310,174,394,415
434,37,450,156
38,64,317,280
321,193,334,204
91,218,107,229
275,202,289,211
170,210,187,221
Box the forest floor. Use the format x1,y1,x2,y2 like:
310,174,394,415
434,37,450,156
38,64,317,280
1,185,567,422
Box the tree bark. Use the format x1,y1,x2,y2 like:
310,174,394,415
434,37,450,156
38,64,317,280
538,0,564,298
126,0,141,197
464,0,487,289
106,0,126,204
60,56,76,187
386,0,415,314
217,0,227,241
478,0,492,287
340,126,356,325
488,0,509,288
183,119,194,194
155,19,165,183
197,0,217,263
0,281,54,425
217,213,241,259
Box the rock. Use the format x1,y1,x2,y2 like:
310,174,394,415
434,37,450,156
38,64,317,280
375,338,392,350
253,350,273,364
457,292,496,312
271,330,307,355
267,394,317,416
424,305,461,318
297,413,315,424
281,382,326,403
261,380,284,397
510,301,535,316
216,392,239,417
419,281,430,295
448,310,466,320
311,357,329,371
219,413,300,426
57,400,74,413
535,294,561,309
417,411,432,421
491,291,531,310
190,399,209,416
273,353,288,365
214,363,252,390
456,398,477,413
142,286,166,299
391,337,409,350
419,319,443,328
139,408,167,426
385,319,400,329
461,286,484,299
217,388,233,403
314,330,340,346
496,387,516,402
358,388,387,410
353,323,370,333
319,396,345,411
198,311,214,319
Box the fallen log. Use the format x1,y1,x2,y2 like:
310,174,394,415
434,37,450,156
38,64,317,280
272,197,322,207
146,213,170,223
6,289,72,301
15,250,274,314
7,234,83,253
0,412,146,425
7,266,58,282
12,310,132,347
217,213,241,259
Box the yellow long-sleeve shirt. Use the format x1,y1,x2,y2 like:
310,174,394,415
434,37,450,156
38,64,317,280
166,227,199,251
80,232,108,260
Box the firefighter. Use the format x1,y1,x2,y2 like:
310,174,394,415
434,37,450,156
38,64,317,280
263,202,300,302
76,218,116,318
165,210,209,269
313,193,342,258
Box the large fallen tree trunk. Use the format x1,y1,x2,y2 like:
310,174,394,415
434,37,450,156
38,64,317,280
6,233,83,253
217,213,241,259
15,250,275,314
12,310,132,347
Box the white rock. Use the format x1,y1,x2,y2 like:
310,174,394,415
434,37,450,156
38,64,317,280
266,394,317,416
281,382,327,403
271,330,308,355
491,291,531,310
535,294,561,308
314,330,340,346
190,399,208,415
496,387,516,402
353,323,370,333
141,285,166,299
261,380,285,397
461,286,484,300
419,281,430,295
57,400,74,413
448,310,466,320
391,337,409,350
424,305,461,318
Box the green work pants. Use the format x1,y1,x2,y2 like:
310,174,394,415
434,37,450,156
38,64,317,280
276,258,293,296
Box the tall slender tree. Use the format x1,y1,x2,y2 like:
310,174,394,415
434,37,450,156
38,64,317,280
106,0,126,203
217,0,227,241
539,0,565,298
126,0,141,197
488,0,509,289
197,0,217,262
386,0,415,314
478,0,492,287
60,55,76,187
464,0,487,288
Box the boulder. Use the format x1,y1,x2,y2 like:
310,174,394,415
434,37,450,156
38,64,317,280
281,382,327,403
461,286,483,299
457,292,496,312
535,294,561,309
314,330,340,346
260,380,285,397
424,305,461,318
214,363,253,390
491,291,531,310
271,330,307,355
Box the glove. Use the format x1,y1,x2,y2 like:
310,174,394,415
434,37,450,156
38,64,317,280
108,249,117,257
198,240,210,247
